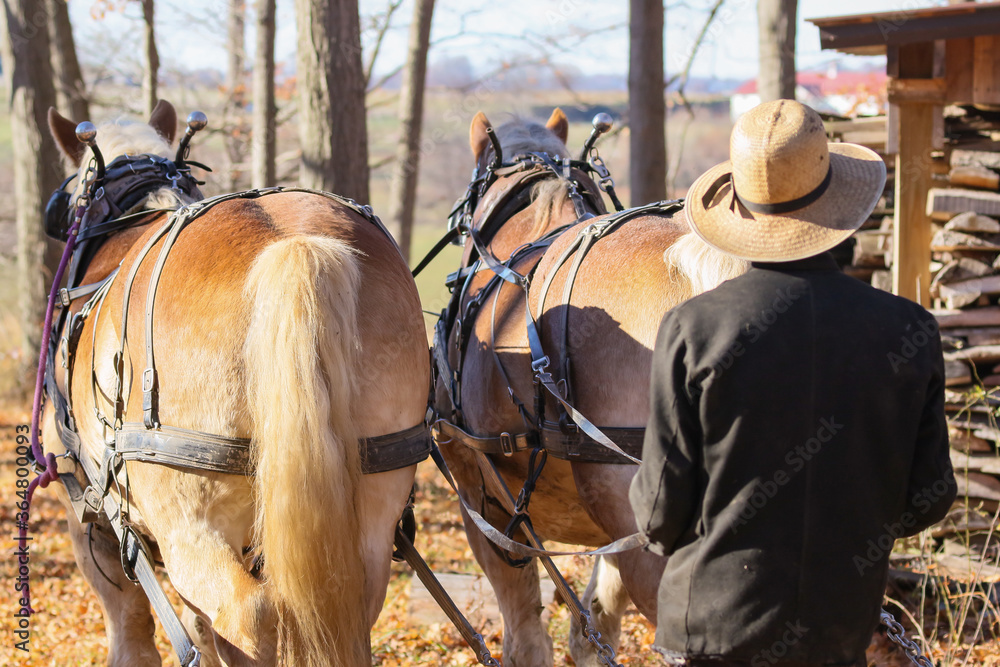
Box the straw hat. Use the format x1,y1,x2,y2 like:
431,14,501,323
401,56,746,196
684,99,886,262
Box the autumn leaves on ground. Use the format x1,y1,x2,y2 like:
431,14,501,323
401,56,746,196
0,399,996,666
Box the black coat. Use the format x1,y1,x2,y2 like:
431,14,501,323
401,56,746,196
628,252,955,665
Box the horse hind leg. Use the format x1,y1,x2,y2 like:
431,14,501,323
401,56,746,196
61,499,162,667
457,499,553,667
569,555,631,666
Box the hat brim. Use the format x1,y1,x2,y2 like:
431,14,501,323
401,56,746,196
684,143,887,263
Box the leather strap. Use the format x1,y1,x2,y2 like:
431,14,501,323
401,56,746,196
360,424,432,474
115,423,252,474
433,419,536,457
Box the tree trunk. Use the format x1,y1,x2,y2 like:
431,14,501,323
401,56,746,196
757,0,797,102
47,0,88,121
1,0,62,385
295,0,369,203
224,0,246,190
251,0,276,188
141,0,158,116
628,0,666,206
386,0,434,263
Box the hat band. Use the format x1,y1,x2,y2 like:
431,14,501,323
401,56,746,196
733,165,832,215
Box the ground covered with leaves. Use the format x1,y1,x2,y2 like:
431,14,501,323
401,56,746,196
0,403,997,665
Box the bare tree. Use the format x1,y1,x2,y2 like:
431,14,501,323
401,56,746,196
47,0,88,121
386,0,434,263
252,0,276,188
140,0,158,116
628,0,666,206
295,0,369,202
1,0,63,381
224,0,246,190
757,0,797,102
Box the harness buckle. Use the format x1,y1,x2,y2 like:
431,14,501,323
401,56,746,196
500,432,515,457
531,355,550,372
141,367,156,392
58,287,71,307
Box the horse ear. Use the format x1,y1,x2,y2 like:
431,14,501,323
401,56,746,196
48,107,86,167
148,100,177,144
546,108,569,145
469,111,493,163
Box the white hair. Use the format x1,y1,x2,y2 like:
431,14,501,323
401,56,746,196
665,231,750,298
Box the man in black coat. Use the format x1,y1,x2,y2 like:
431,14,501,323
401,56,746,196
629,100,956,667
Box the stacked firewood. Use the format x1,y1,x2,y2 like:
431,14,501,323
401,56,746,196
828,111,1000,581
925,108,1000,568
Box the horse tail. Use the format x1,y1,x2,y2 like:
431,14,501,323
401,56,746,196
664,230,750,299
243,235,367,666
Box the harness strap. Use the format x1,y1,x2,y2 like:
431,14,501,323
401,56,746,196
434,419,644,463
57,268,119,308
430,442,646,559
523,298,641,464
392,526,500,666
360,424,432,474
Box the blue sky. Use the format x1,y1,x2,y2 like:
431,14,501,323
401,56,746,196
68,0,947,83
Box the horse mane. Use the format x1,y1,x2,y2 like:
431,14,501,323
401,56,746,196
664,229,750,299
76,118,197,210
495,117,572,235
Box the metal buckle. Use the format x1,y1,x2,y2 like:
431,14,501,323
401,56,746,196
531,355,550,372
58,287,71,307
500,432,515,457
141,368,156,392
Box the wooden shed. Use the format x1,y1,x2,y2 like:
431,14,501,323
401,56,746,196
810,2,1000,306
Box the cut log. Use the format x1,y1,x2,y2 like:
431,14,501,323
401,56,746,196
944,211,1000,233
935,554,1000,584
945,345,1000,364
871,270,892,292
949,425,995,453
949,166,1000,191
945,359,973,385
952,450,1000,474
956,471,1000,502
937,275,1000,309
934,306,1000,328
952,147,1000,170
968,330,1000,346
980,374,1000,385
853,229,890,267
931,228,1000,250
928,188,1000,221
930,506,995,538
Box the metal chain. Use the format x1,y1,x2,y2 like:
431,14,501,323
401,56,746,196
880,608,935,667
579,610,623,667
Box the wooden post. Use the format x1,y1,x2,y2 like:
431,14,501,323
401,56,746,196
891,44,937,307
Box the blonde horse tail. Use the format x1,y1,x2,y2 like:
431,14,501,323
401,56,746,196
243,235,367,666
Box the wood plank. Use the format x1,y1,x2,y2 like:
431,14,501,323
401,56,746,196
957,470,1000,501
887,78,946,104
946,37,975,103
945,345,1000,363
951,148,1000,170
934,306,1000,327
937,274,1000,298
927,188,1000,220
973,34,1000,106
894,102,936,306
949,425,995,453
952,450,1000,474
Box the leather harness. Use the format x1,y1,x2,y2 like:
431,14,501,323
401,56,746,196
47,180,432,530
431,152,683,466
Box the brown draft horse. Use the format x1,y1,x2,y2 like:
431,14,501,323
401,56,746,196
432,109,748,666
42,102,428,666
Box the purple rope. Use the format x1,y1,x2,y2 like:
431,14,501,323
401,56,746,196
19,204,85,614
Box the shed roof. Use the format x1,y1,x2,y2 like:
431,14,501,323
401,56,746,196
809,2,1000,56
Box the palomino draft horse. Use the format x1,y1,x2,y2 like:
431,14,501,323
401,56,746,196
431,109,748,665
41,101,428,666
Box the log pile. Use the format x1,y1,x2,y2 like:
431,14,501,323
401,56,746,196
828,110,1000,569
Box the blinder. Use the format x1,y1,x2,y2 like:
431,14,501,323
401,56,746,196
45,175,77,242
